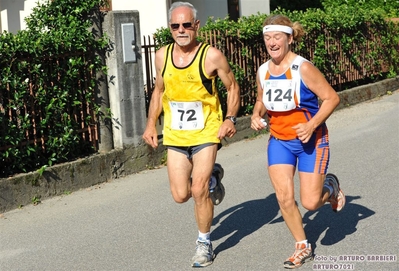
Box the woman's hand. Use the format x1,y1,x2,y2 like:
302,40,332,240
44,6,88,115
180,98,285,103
251,116,267,131
292,122,314,143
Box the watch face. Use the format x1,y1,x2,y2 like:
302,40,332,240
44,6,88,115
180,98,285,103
227,116,236,124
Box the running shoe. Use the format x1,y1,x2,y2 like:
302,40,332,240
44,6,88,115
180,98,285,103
283,243,313,269
191,241,215,267
209,163,225,205
325,173,346,212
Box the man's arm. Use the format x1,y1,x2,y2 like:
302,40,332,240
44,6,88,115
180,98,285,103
206,47,240,139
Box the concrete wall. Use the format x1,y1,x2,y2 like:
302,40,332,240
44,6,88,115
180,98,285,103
186,0,270,25
240,0,270,17
188,0,228,24
103,11,147,148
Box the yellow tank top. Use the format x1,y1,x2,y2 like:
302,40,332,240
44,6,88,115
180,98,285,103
161,43,222,146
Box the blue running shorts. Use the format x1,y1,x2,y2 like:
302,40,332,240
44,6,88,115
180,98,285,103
267,127,330,174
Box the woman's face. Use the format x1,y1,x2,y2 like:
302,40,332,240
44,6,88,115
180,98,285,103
263,31,292,61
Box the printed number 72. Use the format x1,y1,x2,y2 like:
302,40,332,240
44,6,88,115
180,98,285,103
178,109,197,121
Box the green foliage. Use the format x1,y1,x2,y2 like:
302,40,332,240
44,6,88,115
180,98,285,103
0,0,109,177
281,7,399,80
31,195,42,205
321,0,399,17
153,27,174,50
270,0,323,11
153,4,398,116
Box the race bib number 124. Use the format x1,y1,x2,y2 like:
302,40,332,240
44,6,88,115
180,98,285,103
262,79,297,112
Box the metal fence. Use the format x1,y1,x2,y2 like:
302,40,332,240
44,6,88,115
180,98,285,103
142,23,392,115
0,51,98,155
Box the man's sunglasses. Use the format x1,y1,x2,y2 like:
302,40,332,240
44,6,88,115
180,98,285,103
170,22,195,30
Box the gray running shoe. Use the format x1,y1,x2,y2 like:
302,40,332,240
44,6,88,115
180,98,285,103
209,163,225,205
325,173,346,212
191,241,215,267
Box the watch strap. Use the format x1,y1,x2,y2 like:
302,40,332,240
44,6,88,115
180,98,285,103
225,116,236,125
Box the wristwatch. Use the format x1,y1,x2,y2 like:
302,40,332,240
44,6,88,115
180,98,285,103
225,116,237,125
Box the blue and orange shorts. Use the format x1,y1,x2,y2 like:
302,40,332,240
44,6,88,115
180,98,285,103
267,126,330,174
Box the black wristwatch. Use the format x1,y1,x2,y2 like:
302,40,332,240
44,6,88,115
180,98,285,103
225,116,237,125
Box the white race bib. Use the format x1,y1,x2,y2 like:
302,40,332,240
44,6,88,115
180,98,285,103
169,101,204,130
262,79,297,112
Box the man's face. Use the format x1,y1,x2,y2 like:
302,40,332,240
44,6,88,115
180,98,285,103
169,7,199,47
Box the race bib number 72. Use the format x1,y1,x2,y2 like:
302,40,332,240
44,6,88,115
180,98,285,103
169,101,204,130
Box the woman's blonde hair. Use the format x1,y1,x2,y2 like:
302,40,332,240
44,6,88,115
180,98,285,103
263,14,305,42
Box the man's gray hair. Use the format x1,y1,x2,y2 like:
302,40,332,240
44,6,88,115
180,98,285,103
168,2,197,22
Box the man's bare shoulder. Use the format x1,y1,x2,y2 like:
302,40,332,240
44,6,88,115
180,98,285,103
205,45,225,60
205,45,229,71
155,45,168,57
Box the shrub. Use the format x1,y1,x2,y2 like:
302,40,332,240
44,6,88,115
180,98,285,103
0,0,109,177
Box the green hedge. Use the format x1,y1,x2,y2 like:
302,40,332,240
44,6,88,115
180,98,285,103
155,5,399,75
153,5,399,115
0,0,109,177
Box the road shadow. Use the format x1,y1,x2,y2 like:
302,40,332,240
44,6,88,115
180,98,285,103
303,195,375,250
211,193,280,255
269,195,375,251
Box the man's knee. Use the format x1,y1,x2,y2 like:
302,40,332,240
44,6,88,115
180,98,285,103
170,185,191,203
191,184,209,204
172,192,190,203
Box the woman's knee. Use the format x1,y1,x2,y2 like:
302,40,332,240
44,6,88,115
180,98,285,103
276,194,297,211
301,198,321,211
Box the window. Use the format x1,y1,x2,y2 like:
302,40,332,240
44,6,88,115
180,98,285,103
227,0,239,21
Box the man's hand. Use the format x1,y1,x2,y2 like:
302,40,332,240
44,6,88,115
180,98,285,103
142,126,159,148
217,120,237,139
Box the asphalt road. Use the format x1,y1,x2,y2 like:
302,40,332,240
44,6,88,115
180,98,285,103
1,91,398,271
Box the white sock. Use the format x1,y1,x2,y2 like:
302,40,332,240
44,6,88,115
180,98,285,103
198,231,211,244
296,239,308,247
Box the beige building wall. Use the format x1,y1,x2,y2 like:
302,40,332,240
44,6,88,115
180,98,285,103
0,0,45,33
111,1,169,38
1,0,270,37
0,0,168,37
